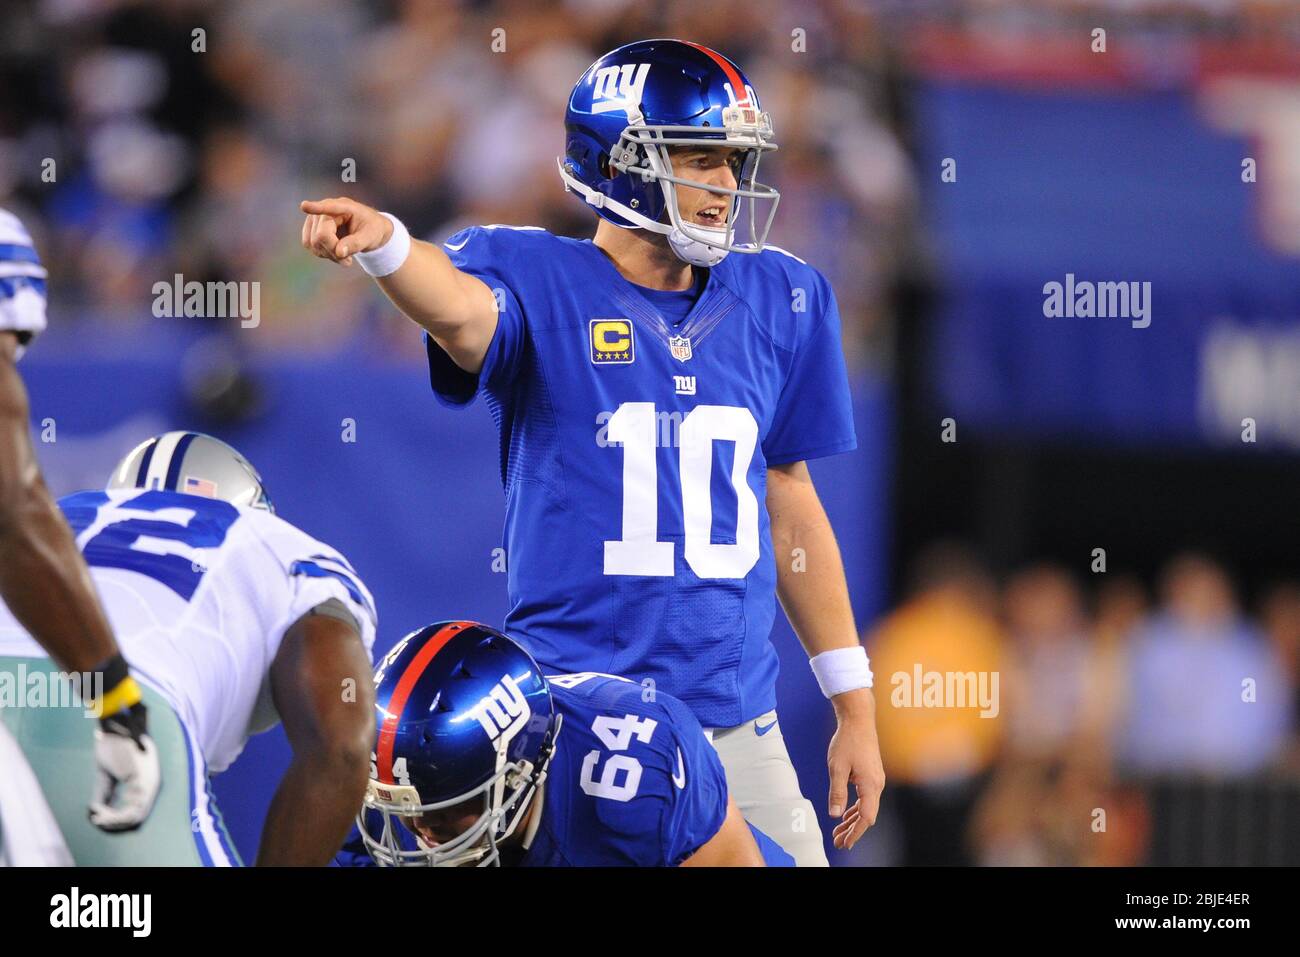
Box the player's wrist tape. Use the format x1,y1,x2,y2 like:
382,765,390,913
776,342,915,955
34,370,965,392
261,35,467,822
809,646,873,698
87,653,143,718
355,213,411,277
101,700,150,746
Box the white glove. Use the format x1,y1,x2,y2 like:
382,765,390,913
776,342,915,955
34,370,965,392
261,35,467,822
89,702,162,832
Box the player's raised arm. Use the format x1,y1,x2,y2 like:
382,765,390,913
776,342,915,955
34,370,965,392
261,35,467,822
258,606,376,866
299,197,499,373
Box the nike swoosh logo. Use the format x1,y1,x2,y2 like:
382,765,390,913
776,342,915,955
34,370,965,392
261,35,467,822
755,719,778,737
443,237,471,251
672,747,686,789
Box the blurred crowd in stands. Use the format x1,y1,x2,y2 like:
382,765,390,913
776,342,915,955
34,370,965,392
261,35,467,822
0,0,921,360
2,0,1289,356
5,0,1293,359
867,543,1300,866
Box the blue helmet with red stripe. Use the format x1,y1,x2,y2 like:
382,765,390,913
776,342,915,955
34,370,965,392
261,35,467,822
360,621,559,867
557,38,779,267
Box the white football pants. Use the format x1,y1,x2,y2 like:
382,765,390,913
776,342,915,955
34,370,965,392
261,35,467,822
706,709,829,867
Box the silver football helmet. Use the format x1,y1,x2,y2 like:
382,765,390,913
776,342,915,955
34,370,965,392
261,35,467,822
108,431,273,512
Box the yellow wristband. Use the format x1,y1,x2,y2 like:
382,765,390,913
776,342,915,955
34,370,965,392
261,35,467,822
89,675,143,719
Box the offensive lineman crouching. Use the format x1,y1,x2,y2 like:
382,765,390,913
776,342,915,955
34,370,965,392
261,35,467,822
341,622,793,866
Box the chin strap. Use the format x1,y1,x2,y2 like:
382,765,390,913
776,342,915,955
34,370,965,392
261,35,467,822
558,159,660,229
520,712,561,851
499,712,562,851
520,781,545,851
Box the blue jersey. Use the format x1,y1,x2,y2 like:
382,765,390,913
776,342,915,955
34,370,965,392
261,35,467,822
521,672,726,866
426,227,856,727
335,672,744,867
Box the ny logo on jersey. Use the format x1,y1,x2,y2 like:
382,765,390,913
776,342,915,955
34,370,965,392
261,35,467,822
591,63,651,115
469,673,531,744
673,375,696,396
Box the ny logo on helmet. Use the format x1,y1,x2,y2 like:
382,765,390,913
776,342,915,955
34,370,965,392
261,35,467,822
592,63,651,115
469,673,531,744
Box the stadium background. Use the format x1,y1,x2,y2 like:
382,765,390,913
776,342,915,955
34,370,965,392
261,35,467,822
4,0,1299,865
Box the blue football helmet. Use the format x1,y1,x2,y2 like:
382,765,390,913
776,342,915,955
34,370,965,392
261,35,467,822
359,621,560,867
558,38,779,267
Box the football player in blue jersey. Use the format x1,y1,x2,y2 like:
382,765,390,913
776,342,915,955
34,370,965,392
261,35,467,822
346,621,791,867
302,38,884,865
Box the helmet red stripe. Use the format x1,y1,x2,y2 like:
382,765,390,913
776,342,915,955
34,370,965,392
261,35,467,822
375,622,465,784
680,41,750,105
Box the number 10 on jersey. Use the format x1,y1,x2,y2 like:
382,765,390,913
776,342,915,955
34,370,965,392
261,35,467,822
603,402,759,580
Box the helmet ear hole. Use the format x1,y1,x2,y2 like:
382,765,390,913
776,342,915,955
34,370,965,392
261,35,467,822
597,153,614,179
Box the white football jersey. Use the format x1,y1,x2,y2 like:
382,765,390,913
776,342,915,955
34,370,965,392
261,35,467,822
0,488,378,772
0,209,47,359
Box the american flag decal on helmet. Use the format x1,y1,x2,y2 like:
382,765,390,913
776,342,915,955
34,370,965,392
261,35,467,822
183,475,218,498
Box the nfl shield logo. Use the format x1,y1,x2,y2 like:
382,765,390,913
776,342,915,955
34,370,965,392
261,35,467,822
669,335,693,362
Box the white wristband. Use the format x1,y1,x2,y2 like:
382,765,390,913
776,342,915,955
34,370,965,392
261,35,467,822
809,646,873,699
355,213,411,278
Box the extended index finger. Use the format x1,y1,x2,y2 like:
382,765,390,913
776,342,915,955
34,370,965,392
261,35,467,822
299,197,355,219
